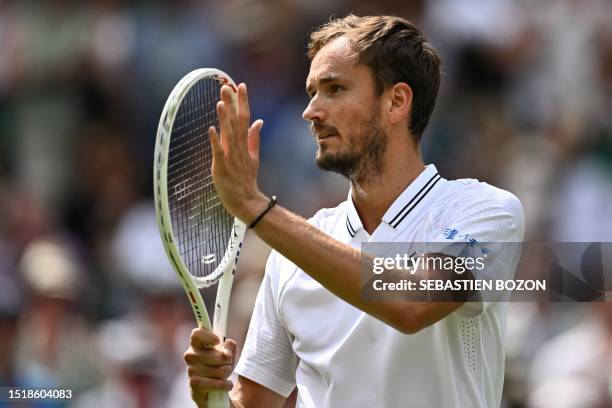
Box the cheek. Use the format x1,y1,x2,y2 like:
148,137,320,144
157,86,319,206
354,108,379,134
334,103,373,131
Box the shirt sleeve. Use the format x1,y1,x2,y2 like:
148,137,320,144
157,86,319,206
431,184,525,316
234,251,298,397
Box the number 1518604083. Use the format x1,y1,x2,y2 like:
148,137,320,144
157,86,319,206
4,388,72,402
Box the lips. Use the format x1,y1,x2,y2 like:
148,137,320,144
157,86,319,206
318,133,338,140
311,122,339,141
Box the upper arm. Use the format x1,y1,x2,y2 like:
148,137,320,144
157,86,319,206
230,375,286,408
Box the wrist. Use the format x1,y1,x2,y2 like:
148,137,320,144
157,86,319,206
248,196,277,228
240,193,270,224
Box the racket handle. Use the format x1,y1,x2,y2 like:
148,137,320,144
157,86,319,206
207,391,230,408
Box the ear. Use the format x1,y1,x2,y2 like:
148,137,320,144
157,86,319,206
386,82,412,125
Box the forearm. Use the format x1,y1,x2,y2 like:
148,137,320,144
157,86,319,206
250,203,420,332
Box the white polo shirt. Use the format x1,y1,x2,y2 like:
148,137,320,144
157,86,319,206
235,164,524,408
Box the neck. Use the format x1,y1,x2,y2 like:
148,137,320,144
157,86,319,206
351,139,424,234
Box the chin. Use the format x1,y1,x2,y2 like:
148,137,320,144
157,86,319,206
315,150,327,165
316,150,344,169
316,144,330,157
316,146,335,160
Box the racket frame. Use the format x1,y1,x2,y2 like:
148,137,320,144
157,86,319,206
154,68,246,408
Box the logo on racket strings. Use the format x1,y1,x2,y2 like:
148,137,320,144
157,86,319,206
202,254,216,264
174,180,191,200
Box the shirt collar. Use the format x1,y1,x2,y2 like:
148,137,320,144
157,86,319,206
345,164,442,237
345,191,362,238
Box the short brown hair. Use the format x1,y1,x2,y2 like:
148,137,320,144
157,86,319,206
307,15,441,140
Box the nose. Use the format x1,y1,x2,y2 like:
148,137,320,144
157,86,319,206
302,95,326,123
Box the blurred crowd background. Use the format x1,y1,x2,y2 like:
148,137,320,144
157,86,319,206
1,0,612,407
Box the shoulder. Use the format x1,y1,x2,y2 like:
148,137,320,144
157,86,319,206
431,178,525,241
307,201,348,229
441,178,523,213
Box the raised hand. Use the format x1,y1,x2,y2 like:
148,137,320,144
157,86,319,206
208,83,269,224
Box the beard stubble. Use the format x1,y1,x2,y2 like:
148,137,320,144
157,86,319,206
314,108,388,184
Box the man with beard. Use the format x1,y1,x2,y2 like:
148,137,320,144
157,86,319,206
184,15,524,408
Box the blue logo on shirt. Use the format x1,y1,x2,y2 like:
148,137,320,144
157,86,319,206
444,228,458,239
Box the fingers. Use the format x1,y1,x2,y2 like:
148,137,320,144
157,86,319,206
185,347,234,395
185,346,232,366
185,340,233,365
208,81,263,221
188,360,234,378
216,83,260,154
185,331,238,401
189,375,233,392
247,119,263,160
237,83,251,144
216,99,234,150
208,126,224,161
224,338,238,365
220,84,237,114
188,361,234,380
190,327,220,351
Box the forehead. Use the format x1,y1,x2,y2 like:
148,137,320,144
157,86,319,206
306,36,359,88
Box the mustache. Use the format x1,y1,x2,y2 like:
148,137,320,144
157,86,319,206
309,122,339,137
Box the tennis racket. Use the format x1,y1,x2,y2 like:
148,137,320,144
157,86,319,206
154,68,246,408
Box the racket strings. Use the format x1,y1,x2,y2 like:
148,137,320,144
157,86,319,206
167,78,233,280
166,113,217,170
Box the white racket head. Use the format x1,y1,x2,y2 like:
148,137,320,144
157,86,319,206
154,68,247,290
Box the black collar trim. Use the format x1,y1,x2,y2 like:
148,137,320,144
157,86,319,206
389,173,441,228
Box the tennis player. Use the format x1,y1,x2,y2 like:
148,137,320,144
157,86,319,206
184,15,524,407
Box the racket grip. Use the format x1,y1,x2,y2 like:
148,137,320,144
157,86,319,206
207,391,230,408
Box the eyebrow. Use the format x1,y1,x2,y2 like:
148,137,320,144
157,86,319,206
306,74,342,96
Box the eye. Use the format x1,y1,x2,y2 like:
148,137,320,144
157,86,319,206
330,84,343,93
